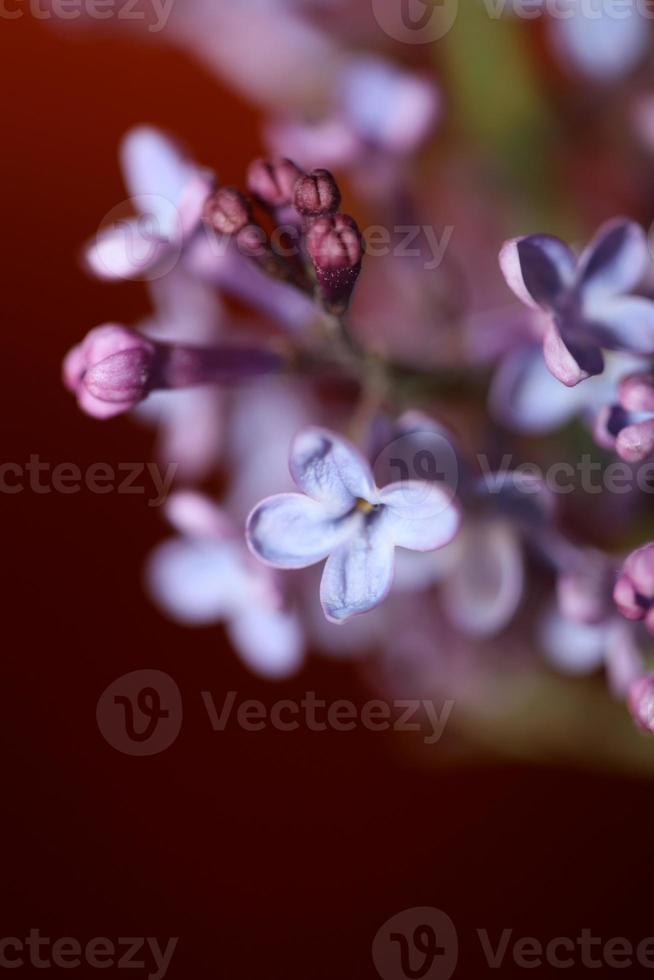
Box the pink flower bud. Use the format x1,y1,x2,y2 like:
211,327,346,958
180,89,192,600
619,373,654,413
629,674,654,733
293,169,341,217
616,418,654,463
614,543,654,632
247,157,304,208
306,213,363,315
203,187,252,236
63,324,157,419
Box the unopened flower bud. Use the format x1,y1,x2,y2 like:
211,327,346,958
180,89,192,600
293,169,341,217
203,187,252,236
64,325,286,420
614,543,654,632
306,213,363,315
619,373,654,413
63,324,158,419
247,157,304,208
629,674,654,733
616,418,654,464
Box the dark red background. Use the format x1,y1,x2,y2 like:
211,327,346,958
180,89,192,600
3,16,654,980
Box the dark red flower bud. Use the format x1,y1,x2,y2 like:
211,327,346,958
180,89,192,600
203,187,252,236
306,213,363,315
293,169,341,217
247,158,304,208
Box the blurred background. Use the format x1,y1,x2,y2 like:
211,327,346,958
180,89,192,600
4,5,654,979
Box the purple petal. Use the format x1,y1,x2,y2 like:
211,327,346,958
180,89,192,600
585,296,654,355
543,321,604,387
540,608,605,675
578,219,649,300
290,427,377,514
320,516,395,623
228,606,304,679
499,235,576,310
164,491,233,540
441,520,524,637
146,538,247,625
490,343,584,433
548,8,647,82
121,127,195,214
340,57,439,154
246,493,355,569
378,481,461,551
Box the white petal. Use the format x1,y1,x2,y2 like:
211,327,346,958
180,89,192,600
578,219,649,300
84,221,175,282
290,427,377,514
228,606,304,679
378,481,461,551
320,516,395,623
442,521,524,638
146,538,248,625
247,493,355,569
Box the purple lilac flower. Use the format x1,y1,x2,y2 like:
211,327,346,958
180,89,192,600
246,427,461,623
147,492,304,678
499,219,654,387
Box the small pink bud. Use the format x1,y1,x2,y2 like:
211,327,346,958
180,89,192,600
63,324,157,419
203,187,253,236
247,157,304,208
306,213,363,315
293,169,341,217
614,543,654,631
619,373,654,413
616,418,654,463
629,674,654,733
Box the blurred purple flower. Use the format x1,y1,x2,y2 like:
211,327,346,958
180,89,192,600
85,126,214,282
499,219,654,387
246,427,461,623
147,492,304,678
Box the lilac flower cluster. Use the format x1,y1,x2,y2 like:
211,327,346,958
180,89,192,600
60,3,654,748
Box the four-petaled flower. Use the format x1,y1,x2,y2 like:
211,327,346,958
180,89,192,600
500,219,654,387
246,427,461,623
